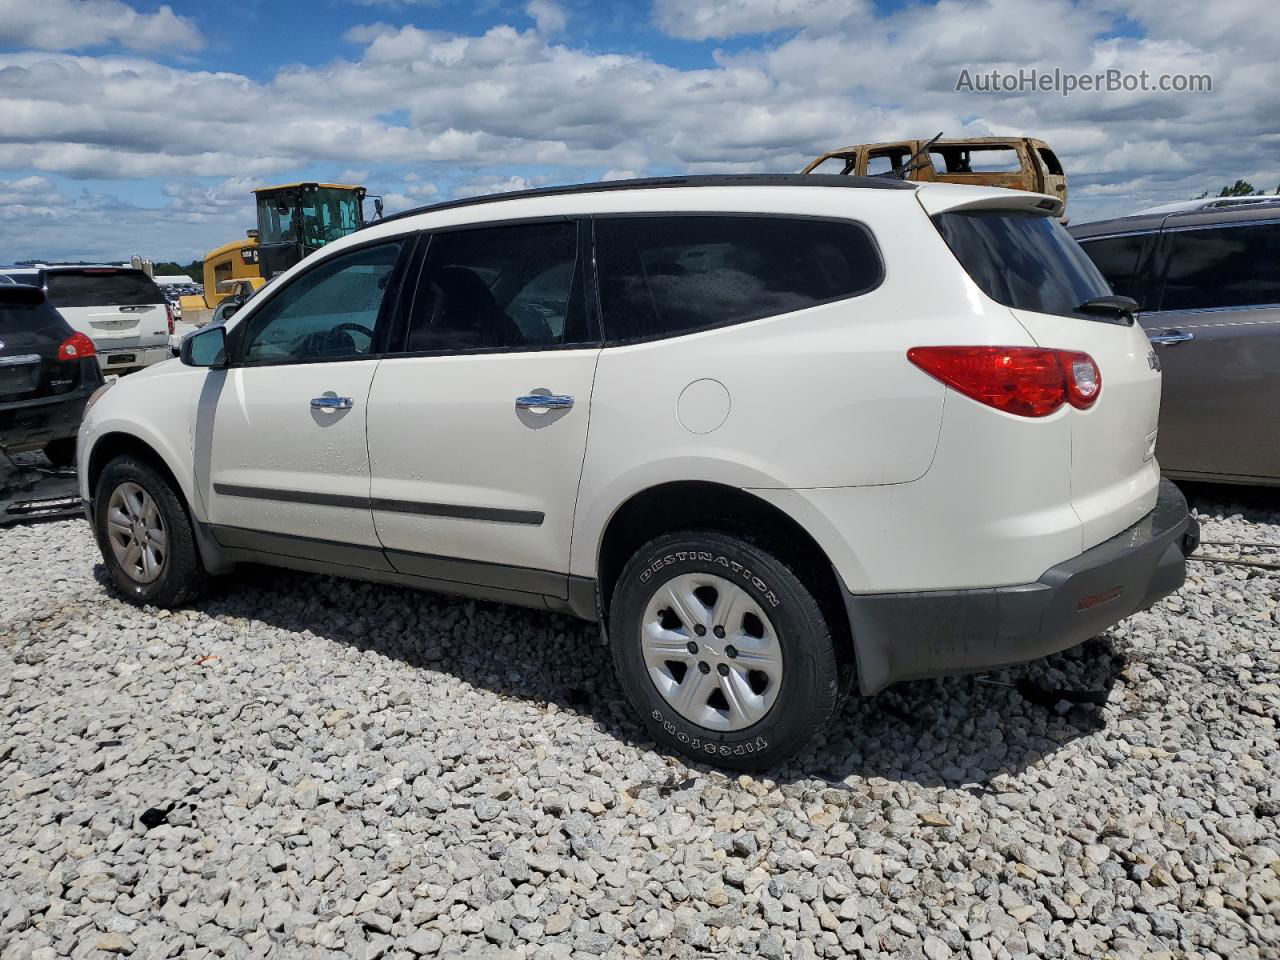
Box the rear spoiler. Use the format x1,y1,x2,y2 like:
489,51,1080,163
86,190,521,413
0,284,44,306
915,183,1064,219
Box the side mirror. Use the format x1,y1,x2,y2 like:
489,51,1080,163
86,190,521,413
222,299,244,320
180,325,227,368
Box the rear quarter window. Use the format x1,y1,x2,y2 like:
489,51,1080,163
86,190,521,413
933,210,1113,320
46,270,164,308
1078,233,1152,307
595,215,883,343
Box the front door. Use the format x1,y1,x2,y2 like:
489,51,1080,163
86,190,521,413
366,219,600,598
197,238,409,558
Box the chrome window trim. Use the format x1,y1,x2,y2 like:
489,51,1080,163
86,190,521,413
1162,217,1280,233
1142,302,1280,319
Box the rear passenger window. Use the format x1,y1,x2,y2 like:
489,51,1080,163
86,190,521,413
1160,222,1280,311
406,221,588,353
594,216,882,343
1079,234,1150,306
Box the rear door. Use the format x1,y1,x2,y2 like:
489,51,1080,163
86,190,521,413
44,269,169,353
365,220,600,597
1140,217,1280,480
930,202,1162,548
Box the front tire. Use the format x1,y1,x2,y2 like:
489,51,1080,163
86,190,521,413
610,530,840,771
93,455,206,607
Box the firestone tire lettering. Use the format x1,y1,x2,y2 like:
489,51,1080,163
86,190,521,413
638,552,780,607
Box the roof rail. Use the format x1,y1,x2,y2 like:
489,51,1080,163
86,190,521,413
366,173,917,230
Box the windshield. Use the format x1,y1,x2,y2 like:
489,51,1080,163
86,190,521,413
932,209,1112,320
45,269,164,308
300,188,363,247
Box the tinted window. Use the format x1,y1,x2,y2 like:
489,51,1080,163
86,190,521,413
45,270,163,308
933,210,1112,319
0,291,67,336
1079,234,1150,305
406,221,586,353
240,241,403,363
1161,222,1280,311
595,215,882,342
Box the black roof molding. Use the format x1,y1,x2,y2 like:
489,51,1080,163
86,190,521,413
1069,203,1280,240
366,173,918,230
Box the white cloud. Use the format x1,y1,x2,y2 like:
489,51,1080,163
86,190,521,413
525,0,567,34
653,0,870,40
0,0,1278,259
0,0,202,53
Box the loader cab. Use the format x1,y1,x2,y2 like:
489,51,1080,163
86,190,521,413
253,183,369,280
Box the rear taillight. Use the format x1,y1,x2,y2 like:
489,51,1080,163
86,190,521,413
58,332,96,362
165,302,175,335
907,346,1101,418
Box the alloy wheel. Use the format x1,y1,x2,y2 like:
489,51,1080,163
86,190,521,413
106,481,167,584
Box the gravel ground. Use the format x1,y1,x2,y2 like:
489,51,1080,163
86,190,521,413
2,485,1278,960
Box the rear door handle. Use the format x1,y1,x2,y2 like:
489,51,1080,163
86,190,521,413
1148,329,1194,345
515,394,574,411
311,396,354,410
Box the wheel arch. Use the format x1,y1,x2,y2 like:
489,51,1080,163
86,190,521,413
593,480,854,677
86,430,230,575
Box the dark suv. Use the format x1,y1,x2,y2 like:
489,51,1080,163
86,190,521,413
1071,202,1280,485
0,284,104,466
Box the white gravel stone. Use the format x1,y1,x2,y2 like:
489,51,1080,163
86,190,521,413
2,487,1279,959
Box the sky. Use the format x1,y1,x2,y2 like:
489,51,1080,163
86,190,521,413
0,0,1276,263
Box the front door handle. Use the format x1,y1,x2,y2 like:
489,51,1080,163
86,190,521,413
1148,329,1194,346
311,396,354,410
515,394,574,411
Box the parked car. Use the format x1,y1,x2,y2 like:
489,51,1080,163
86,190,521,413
1071,200,1280,485
1,283,104,466
0,266,173,375
803,136,1068,212
78,175,1196,769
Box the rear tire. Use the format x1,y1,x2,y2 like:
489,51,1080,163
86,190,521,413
610,529,840,771
93,455,206,607
43,438,76,468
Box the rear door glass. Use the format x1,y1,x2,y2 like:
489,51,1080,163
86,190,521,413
932,210,1112,319
45,270,164,308
1159,222,1280,311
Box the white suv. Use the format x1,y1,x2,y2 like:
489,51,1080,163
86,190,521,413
3,265,173,375
78,175,1198,769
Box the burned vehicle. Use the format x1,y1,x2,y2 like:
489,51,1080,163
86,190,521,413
803,136,1068,212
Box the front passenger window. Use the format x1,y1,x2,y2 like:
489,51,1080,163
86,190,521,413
239,241,403,363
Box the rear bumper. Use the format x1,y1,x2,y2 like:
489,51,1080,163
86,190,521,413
0,372,100,452
846,478,1197,694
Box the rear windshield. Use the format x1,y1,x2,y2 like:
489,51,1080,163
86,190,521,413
0,297,66,336
45,270,164,308
932,210,1113,320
